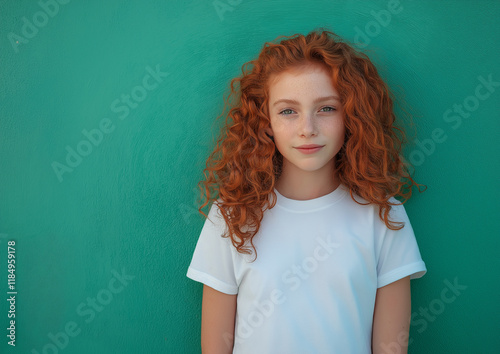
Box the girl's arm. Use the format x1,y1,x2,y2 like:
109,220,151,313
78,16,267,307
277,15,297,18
371,276,411,354
201,284,237,354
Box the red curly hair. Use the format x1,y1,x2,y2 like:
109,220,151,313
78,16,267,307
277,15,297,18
197,28,424,261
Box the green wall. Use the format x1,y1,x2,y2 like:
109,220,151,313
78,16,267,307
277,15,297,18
1,0,499,352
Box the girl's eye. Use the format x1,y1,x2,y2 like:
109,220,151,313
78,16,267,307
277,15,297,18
321,106,336,112
279,109,295,115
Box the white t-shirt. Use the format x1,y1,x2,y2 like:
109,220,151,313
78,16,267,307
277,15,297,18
186,184,427,353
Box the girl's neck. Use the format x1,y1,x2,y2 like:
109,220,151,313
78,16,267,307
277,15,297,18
274,173,341,201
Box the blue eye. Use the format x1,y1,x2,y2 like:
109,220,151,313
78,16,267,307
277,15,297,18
321,106,336,112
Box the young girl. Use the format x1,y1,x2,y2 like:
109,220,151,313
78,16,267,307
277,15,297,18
186,29,427,354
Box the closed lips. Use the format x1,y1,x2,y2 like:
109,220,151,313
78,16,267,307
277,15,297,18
296,145,323,149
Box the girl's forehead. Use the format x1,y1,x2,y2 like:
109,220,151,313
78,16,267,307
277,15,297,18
267,65,335,94
267,62,331,85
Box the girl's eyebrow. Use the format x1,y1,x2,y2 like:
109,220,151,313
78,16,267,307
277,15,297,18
272,95,340,107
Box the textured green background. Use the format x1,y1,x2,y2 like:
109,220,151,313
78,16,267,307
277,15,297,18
1,0,499,353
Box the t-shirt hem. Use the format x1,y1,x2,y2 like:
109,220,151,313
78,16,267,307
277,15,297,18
186,267,239,295
377,261,427,288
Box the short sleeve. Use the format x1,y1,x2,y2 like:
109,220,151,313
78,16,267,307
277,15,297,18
375,200,427,288
186,201,239,295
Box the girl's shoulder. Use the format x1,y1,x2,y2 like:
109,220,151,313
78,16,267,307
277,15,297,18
340,188,408,221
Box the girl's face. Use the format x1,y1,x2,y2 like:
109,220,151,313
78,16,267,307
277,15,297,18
266,63,345,180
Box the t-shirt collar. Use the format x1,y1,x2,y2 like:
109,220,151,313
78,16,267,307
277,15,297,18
273,183,348,212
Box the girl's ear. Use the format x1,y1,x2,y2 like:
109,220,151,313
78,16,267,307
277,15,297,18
264,126,274,138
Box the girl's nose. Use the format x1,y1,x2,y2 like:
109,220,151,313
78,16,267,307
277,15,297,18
300,113,318,137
